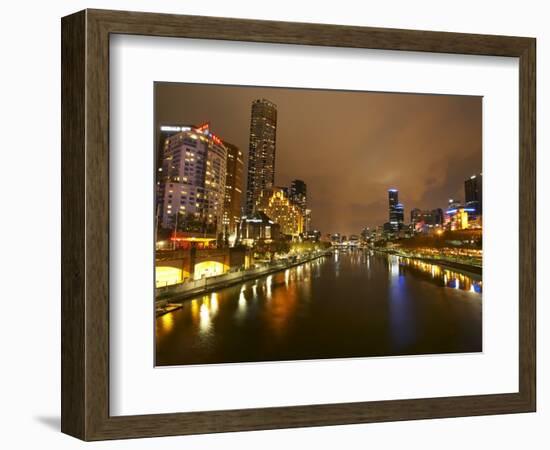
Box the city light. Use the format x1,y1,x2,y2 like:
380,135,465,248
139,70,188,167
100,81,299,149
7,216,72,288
154,89,483,368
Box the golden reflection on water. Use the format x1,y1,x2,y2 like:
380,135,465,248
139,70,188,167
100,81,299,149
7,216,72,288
210,292,218,314
266,275,273,298
199,303,210,332
190,299,199,321
266,282,298,336
238,290,247,314
394,256,482,293
158,311,174,334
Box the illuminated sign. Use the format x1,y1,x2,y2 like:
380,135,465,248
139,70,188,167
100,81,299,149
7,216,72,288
211,134,223,146
447,207,476,215
160,126,191,132
196,123,210,134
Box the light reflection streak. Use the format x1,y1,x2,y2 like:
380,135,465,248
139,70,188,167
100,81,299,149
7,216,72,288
266,275,273,298
210,293,218,314
238,291,247,313
199,303,210,329
158,312,174,333
389,255,400,278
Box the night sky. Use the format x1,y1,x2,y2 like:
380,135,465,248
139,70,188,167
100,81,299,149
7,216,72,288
155,83,481,236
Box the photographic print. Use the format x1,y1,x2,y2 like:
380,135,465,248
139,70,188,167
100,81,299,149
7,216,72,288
154,83,482,367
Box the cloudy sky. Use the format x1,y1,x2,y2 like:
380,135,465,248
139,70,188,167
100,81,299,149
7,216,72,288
155,83,481,235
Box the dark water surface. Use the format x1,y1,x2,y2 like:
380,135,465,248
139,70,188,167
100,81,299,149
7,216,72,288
156,250,482,366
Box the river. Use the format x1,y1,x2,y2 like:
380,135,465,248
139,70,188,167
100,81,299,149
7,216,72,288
156,249,482,366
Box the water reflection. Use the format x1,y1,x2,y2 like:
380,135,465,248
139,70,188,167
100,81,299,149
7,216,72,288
388,258,415,350
199,302,210,333
210,293,218,314
156,251,482,366
392,256,482,293
238,290,247,315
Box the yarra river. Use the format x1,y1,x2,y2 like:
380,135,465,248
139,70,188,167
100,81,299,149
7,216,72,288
156,250,482,366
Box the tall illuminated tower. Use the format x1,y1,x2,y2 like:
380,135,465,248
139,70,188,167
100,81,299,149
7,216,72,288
246,98,277,215
388,188,404,231
465,173,482,214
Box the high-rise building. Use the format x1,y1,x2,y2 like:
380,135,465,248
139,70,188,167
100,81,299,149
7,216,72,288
156,124,192,183
222,141,244,238
157,124,227,234
465,173,482,214
246,99,277,215
255,188,303,237
388,189,404,231
290,179,307,212
289,179,308,232
303,209,312,234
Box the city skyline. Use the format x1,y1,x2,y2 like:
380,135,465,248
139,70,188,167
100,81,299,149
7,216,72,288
155,83,482,235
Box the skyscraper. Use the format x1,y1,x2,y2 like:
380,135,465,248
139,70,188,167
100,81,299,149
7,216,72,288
222,141,244,237
465,173,482,214
388,189,404,231
246,99,277,215
290,179,307,213
157,124,227,234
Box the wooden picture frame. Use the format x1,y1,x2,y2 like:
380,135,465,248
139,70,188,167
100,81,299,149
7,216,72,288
61,9,536,441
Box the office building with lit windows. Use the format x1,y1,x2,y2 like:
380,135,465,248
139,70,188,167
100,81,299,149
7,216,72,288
289,179,308,232
465,173,483,215
411,208,443,231
157,124,227,234
388,188,404,231
290,179,307,212
222,141,244,237
246,98,277,215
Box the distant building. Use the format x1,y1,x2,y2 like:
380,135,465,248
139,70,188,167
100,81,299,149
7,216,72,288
255,187,303,237
290,179,307,211
303,229,321,242
388,189,404,231
157,124,226,234
465,173,483,215
246,99,277,215
348,235,360,248
449,208,470,230
222,141,244,238
360,227,372,242
303,209,312,234
289,179,309,232
411,208,443,231
445,195,477,230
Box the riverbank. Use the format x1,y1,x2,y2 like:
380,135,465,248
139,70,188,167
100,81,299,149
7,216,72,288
156,250,331,316
371,247,482,280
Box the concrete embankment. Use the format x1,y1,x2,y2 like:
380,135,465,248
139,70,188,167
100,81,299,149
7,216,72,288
156,251,330,308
